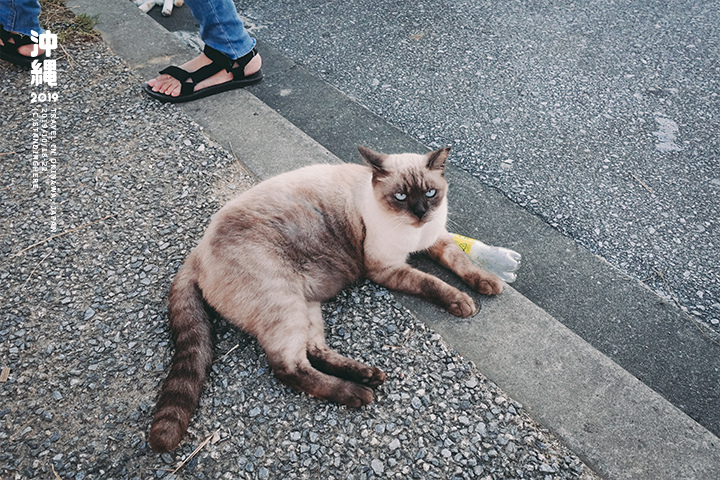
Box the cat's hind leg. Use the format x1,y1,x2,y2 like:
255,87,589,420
257,300,375,407
305,302,385,387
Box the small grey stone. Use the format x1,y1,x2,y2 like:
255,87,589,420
370,459,384,475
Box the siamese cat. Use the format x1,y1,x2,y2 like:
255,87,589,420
149,146,503,452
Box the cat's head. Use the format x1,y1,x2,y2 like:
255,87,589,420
358,146,450,226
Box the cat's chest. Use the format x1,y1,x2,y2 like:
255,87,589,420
362,204,447,265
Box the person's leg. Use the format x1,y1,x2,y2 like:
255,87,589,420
146,0,261,99
184,0,254,59
0,0,43,36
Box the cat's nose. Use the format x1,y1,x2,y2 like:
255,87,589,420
411,202,427,220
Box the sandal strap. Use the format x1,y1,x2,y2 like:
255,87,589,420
155,45,259,89
179,82,197,97
158,61,224,86
205,44,258,80
0,26,36,50
203,44,234,72
188,60,224,84
158,65,191,83
229,49,258,80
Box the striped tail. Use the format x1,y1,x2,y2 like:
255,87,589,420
149,259,213,453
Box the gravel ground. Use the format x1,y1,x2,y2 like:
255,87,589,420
0,41,598,479
233,0,720,333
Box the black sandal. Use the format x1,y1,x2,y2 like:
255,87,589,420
143,44,262,103
0,26,46,68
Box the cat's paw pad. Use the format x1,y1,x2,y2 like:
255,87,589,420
360,367,386,388
344,384,374,407
447,292,477,317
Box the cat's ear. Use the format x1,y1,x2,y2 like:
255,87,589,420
358,146,389,175
426,147,450,172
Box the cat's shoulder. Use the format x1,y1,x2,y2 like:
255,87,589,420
270,162,368,185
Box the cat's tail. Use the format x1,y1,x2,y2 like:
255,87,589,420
149,256,213,453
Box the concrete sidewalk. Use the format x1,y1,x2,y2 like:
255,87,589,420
64,1,720,479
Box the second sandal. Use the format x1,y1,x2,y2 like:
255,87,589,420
0,26,46,68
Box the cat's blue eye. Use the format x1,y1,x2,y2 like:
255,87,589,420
394,193,407,201
426,189,437,198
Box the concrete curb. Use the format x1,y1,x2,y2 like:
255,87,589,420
67,1,720,478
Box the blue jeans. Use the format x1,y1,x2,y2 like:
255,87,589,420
0,0,254,59
185,0,255,60
0,0,43,36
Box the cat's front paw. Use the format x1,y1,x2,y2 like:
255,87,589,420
446,291,477,317
360,366,386,387
468,271,504,295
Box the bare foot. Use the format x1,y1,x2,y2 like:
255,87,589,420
147,51,262,98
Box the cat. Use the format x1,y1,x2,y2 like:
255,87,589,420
148,146,504,452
